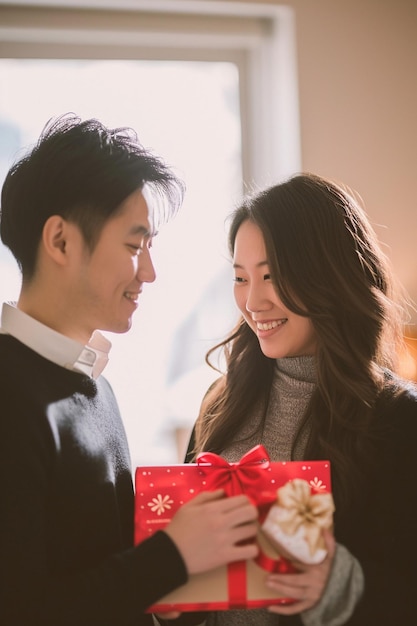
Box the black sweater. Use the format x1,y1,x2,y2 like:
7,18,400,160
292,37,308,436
0,335,187,626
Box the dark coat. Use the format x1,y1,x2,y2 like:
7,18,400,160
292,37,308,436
178,376,417,626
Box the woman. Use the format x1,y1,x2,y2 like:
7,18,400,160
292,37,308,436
185,173,417,625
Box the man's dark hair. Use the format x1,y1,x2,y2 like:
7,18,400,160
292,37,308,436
0,113,184,280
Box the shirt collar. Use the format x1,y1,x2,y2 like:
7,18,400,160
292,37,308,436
0,302,111,379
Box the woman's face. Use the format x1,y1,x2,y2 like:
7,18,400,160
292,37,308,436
232,220,317,359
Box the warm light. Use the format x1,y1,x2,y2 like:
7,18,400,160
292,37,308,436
399,329,417,382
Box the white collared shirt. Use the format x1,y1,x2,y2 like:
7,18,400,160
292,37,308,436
0,302,111,379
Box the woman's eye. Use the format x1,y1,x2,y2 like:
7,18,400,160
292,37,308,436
264,273,271,281
233,276,246,283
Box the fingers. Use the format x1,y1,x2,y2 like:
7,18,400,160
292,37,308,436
218,495,259,527
164,490,259,575
224,539,259,562
266,582,318,613
265,535,336,614
186,490,258,530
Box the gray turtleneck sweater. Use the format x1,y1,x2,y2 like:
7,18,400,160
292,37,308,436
203,356,364,626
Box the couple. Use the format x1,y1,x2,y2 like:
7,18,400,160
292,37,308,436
1,114,415,626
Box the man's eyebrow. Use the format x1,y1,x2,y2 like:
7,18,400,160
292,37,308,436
128,225,152,238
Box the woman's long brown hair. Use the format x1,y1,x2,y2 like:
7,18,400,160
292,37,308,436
192,173,409,512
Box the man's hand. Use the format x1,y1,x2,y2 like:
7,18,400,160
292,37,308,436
164,489,258,575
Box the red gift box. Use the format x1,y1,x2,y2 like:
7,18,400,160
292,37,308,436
134,445,333,613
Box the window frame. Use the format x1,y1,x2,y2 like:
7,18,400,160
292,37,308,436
0,0,301,188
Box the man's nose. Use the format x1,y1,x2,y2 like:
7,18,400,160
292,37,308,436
137,248,156,283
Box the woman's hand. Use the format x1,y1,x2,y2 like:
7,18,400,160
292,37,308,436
266,529,336,614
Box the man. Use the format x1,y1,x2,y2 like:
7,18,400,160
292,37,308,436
0,114,258,625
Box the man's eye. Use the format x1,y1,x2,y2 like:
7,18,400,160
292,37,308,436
128,244,142,254
233,276,246,283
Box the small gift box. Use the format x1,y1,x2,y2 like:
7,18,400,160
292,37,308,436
261,478,335,564
134,445,333,613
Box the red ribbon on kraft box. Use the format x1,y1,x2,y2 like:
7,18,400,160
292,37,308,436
197,445,286,607
134,445,333,612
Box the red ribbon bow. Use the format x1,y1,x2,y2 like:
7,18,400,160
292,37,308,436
196,444,270,503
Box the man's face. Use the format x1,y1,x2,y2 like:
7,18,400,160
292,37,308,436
68,189,156,340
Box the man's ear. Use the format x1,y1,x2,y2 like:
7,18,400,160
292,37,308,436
42,215,70,265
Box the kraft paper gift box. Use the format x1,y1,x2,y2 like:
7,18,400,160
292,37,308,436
134,445,334,613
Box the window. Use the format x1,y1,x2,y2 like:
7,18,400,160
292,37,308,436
0,1,300,465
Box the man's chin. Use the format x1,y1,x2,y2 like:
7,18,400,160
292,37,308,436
105,318,133,335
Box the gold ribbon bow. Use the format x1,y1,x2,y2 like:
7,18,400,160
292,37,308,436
276,479,335,556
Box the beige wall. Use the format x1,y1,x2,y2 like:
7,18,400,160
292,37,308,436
196,0,417,323
2,0,416,320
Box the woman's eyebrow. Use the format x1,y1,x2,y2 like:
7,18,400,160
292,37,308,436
233,260,269,269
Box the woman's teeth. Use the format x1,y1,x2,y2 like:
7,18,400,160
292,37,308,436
256,319,286,331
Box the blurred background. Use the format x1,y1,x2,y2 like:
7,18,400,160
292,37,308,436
1,0,416,466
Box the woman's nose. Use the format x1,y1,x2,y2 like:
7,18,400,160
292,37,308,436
245,284,270,313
